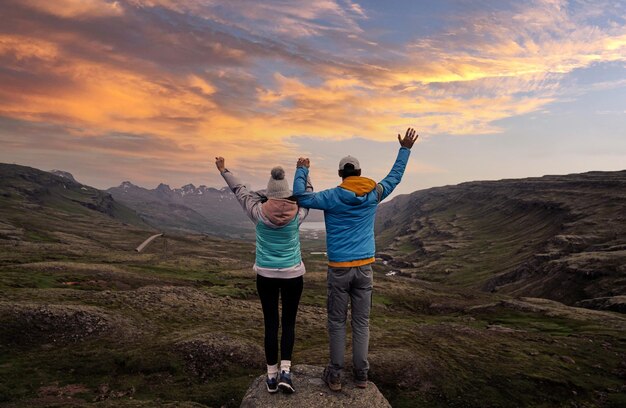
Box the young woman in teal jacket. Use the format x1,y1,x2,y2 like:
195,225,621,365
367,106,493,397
215,157,312,394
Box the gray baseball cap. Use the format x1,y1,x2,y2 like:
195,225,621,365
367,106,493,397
338,155,361,170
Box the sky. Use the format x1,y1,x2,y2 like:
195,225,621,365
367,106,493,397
0,0,625,197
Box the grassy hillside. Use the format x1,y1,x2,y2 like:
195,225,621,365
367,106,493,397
375,171,626,312
1,220,625,407
0,166,624,407
0,164,151,238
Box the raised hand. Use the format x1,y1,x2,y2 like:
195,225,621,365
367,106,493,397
215,156,226,172
297,157,310,168
397,128,419,149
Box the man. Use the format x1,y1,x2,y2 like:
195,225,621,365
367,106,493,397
293,128,419,391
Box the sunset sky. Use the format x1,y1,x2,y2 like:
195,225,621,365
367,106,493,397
1,0,625,196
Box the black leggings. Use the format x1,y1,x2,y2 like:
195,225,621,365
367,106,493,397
256,274,303,365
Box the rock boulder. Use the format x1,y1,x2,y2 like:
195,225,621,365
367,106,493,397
240,364,391,408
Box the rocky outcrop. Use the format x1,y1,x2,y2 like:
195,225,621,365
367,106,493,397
175,333,264,381
240,364,391,408
49,169,77,183
575,296,626,313
0,302,133,347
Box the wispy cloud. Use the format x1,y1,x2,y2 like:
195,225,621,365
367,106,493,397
0,0,624,188
21,0,124,18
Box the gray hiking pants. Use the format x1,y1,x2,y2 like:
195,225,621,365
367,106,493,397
327,264,373,376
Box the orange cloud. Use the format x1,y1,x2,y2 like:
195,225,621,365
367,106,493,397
2,0,624,144
22,0,124,18
0,35,59,61
0,0,625,189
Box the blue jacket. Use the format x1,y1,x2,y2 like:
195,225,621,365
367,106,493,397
293,147,411,264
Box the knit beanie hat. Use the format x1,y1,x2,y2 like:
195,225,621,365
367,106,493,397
266,166,292,199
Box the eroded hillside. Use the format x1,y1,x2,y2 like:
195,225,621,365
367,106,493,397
376,170,626,312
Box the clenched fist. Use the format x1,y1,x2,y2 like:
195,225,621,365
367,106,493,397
215,156,226,172
297,157,310,168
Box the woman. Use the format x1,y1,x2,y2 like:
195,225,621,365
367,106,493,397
215,156,312,394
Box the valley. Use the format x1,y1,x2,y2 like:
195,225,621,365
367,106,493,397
0,164,624,407
376,171,626,312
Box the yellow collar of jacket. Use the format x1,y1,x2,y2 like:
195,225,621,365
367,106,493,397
338,176,376,196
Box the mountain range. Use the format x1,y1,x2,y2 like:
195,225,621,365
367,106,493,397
106,181,251,238
2,163,323,240
1,163,624,314
106,180,323,238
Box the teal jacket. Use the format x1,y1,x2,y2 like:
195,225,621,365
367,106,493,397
293,147,411,264
255,214,301,268
221,169,312,277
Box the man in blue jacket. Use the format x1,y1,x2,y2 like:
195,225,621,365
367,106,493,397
293,128,419,391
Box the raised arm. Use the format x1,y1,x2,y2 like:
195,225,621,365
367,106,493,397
293,157,334,210
377,128,419,202
295,158,313,224
215,156,263,223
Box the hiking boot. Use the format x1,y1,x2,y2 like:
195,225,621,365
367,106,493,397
278,370,295,394
353,370,368,389
266,375,278,393
322,367,341,392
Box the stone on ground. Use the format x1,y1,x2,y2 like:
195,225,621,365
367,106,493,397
240,364,391,408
